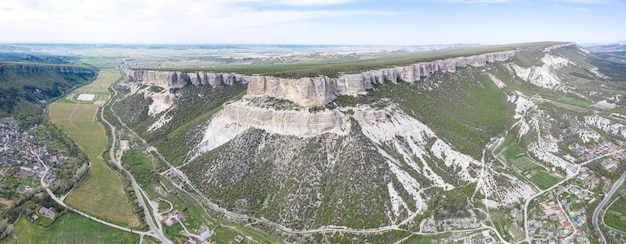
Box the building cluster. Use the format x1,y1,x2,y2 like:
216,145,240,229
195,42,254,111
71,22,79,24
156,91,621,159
569,142,623,164
1,123,38,167
0,123,66,194
527,185,594,243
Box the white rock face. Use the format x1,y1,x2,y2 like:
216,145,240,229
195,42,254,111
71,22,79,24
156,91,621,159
353,106,479,191
509,43,579,90
195,99,351,155
487,73,506,88
585,115,626,138
246,76,337,107
479,171,536,208
509,54,569,90
221,101,350,137
246,50,516,106
123,50,516,107
148,113,172,132
123,69,245,88
196,110,251,154
146,92,174,116
127,82,176,116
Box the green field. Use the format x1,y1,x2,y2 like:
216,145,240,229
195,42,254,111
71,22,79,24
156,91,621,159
612,106,626,115
557,96,594,107
529,171,560,190
604,197,626,232
49,69,140,227
7,213,139,244
510,157,540,172
504,144,525,160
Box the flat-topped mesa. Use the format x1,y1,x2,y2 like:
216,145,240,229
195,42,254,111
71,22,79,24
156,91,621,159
246,50,517,106
122,68,246,88
121,50,516,106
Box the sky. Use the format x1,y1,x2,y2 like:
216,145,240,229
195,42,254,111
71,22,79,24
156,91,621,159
0,0,624,45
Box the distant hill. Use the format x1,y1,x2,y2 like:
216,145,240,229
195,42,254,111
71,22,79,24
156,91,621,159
0,55,97,126
585,44,626,53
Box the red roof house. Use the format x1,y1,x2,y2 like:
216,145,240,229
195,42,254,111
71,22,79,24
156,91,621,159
562,221,571,229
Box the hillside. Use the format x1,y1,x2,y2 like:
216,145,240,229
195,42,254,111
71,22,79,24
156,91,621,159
0,56,97,126
111,42,626,242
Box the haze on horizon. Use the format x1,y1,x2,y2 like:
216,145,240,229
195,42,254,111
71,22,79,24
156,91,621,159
1,0,625,46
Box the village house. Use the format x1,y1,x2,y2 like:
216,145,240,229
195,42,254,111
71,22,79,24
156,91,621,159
39,206,57,219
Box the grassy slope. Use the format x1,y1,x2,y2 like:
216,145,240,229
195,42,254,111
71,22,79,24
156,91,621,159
49,69,140,227
7,213,138,244
337,67,514,159
112,83,247,165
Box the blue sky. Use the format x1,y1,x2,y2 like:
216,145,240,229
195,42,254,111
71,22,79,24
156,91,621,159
0,0,624,45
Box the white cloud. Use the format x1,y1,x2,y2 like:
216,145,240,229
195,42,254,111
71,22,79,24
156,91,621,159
0,0,623,44
559,0,613,4
0,0,396,43
441,0,516,3
554,4,589,11
274,0,356,6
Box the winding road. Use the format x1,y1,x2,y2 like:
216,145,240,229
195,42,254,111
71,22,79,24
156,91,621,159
521,149,626,243
100,86,172,244
31,150,158,239
29,77,173,243
592,168,626,244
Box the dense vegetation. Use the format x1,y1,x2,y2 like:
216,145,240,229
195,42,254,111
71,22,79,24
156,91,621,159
589,53,626,81
0,53,97,241
335,66,515,159
183,125,393,229
0,59,97,127
112,83,247,165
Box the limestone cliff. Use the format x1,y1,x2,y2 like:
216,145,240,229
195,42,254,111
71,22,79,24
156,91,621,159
195,99,351,155
123,69,244,88
122,50,516,106
6,64,96,74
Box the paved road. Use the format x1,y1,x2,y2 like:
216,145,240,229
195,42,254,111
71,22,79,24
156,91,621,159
522,149,625,243
31,150,157,239
100,86,172,244
592,168,626,244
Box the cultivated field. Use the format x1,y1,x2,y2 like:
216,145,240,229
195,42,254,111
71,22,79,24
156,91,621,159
49,69,140,227
8,213,139,244
529,171,560,190
604,196,626,232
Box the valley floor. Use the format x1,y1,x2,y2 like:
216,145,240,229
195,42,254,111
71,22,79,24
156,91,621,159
49,69,140,227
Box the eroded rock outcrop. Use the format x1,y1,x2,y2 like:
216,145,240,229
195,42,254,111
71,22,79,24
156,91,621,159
6,64,96,74
245,50,516,106
123,69,244,88
195,99,351,155
123,50,516,106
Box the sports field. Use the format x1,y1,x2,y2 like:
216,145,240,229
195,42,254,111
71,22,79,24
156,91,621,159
510,157,540,173
48,69,140,227
529,171,560,190
8,213,139,244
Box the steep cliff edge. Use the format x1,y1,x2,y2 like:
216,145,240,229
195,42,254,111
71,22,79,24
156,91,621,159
122,50,516,107
110,43,626,237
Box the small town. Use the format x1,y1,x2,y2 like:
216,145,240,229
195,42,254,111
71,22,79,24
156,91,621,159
0,122,82,207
